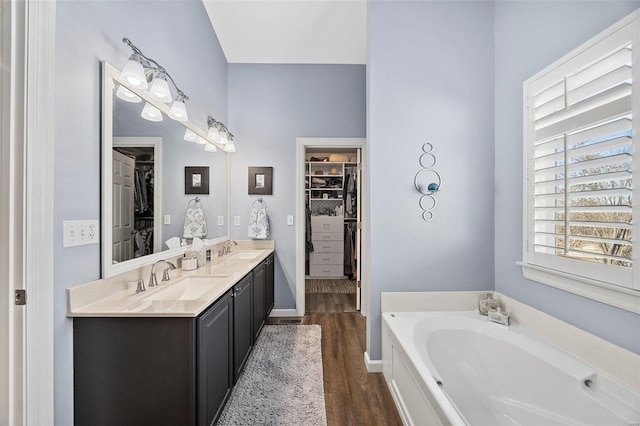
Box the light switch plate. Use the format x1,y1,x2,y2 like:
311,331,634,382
164,214,171,225
233,216,240,226
217,216,224,226
63,220,99,247
287,215,294,226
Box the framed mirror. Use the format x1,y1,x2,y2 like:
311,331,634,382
101,62,229,277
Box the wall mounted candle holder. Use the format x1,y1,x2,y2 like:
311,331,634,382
414,143,441,221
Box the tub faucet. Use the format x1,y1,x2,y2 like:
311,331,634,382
487,307,510,326
149,260,176,287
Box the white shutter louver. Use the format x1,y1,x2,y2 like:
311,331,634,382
523,11,640,311
526,22,636,290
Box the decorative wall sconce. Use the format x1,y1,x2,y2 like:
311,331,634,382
120,38,189,122
414,142,441,221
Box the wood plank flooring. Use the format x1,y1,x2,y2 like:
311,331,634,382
269,291,402,426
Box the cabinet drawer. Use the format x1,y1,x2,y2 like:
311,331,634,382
309,264,343,277
310,252,343,265
312,232,342,242
312,241,344,253
311,216,344,233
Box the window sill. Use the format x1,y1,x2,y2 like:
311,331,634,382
518,262,640,314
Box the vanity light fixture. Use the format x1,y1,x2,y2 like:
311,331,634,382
115,85,142,103
204,143,217,152
148,72,172,103
207,116,235,150
120,38,189,122
141,102,162,122
120,53,148,89
196,136,207,145
184,128,198,142
224,136,236,153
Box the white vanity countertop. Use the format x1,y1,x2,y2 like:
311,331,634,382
67,240,274,318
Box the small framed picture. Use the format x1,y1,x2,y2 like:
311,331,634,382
248,166,273,195
185,166,209,194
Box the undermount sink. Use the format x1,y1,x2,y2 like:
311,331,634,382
234,250,263,260
144,276,228,301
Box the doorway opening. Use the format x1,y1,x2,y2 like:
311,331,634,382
295,138,365,317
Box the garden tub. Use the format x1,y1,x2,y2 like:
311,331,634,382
381,311,640,425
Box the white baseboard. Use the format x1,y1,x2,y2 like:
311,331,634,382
269,309,299,317
364,351,383,373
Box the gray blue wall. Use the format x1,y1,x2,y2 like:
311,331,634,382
493,0,640,354
55,1,228,423
227,64,367,308
366,0,496,359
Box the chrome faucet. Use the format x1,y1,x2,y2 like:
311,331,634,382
149,260,176,287
135,278,146,294
218,239,238,256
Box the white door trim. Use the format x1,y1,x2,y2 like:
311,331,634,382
295,138,366,317
24,0,56,424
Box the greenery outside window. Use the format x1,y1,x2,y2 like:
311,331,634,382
522,10,640,313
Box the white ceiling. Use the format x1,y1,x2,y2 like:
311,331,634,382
202,0,367,64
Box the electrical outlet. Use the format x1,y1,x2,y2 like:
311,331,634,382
233,216,240,226
63,220,100,247
164,214,171,225
217,216,224,226
287,215,294,226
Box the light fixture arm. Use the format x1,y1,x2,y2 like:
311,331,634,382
122,38,189,102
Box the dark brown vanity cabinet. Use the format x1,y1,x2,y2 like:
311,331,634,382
73,290,235,426
73,254,276,426
253,262,266,341
265,253,275,316
232,272,253,383
197,289,234,426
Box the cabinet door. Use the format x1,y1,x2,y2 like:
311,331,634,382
265,254,275,316
253,263,266,342
197,290,234,426
233,273,253,383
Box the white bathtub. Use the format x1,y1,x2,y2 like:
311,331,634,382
382,311,640,426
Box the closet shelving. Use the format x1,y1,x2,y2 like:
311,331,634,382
305,161,358,219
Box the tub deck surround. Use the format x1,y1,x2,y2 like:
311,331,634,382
380,292,640,426
66,240,274,317
383,311,640,426
381,290,640,390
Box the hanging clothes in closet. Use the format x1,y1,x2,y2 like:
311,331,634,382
344,222,357,279
343,166,357,218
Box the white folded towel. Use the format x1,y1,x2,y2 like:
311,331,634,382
183,207,208,239
248,207,269,239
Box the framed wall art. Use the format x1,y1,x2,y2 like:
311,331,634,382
185,166,209,195
248,166,273,195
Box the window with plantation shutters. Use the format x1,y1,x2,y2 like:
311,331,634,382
522,11,640,313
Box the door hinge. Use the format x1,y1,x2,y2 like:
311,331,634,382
357,281,361,289
15,289,26,305
357,222,362,230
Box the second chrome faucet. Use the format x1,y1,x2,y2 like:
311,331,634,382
149,259,177,287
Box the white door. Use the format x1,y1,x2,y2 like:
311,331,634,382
355,148,362,311
112,149,135,262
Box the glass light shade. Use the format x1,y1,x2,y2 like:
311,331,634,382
196,136,207,145
224,140,236,152
184,128,198,142
204,143,217,152
219,131,228,145
115,85,142,103
141,102,162,122
148,74,172,103
168,99,188,122
120,55,148,89
207,126,220,142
